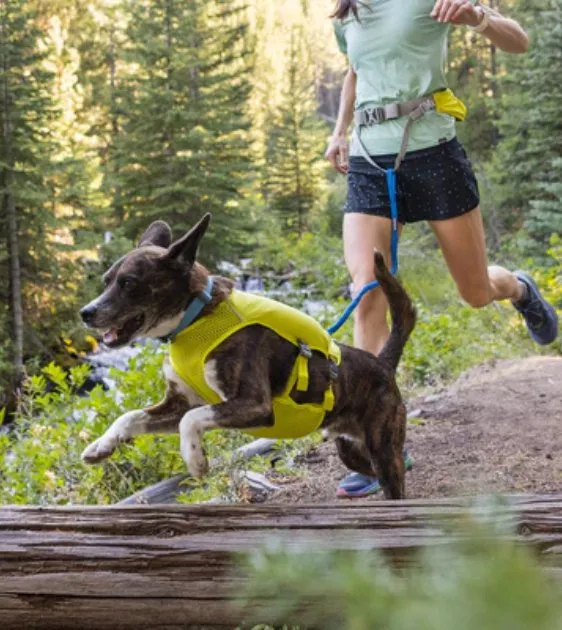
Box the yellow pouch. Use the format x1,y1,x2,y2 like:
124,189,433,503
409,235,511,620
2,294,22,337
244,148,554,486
433,88,467,122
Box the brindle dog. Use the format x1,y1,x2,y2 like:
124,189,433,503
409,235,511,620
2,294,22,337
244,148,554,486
80,214,416,499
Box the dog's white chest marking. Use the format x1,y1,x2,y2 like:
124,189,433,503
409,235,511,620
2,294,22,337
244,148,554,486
164,359,227,403
163,360,205,406
144,314,183,339
203,359,227,401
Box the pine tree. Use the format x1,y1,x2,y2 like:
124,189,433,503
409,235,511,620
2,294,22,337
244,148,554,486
64,0,128,228
264,27,327,236
493,0,562,244
523,2,562,240
0,0,59,381
0,0,98,388
111,0,255,262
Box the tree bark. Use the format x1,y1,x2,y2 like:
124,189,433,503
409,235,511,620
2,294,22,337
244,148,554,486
108,19,124,222
0,495,561,629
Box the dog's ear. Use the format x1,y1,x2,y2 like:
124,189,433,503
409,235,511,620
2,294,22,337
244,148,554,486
166,213,211,266
138,221,173,248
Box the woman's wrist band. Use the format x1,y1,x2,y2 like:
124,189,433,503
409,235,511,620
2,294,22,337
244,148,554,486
471,7,491,33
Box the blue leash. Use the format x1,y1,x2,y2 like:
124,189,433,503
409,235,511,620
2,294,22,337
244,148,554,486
327,168,399,335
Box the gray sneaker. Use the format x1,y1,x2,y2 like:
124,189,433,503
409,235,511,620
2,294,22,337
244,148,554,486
513,272,558,345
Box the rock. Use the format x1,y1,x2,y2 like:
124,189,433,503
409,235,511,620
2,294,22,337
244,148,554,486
407,408,423,419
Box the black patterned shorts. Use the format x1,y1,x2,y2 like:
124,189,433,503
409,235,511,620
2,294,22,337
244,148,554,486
344,138,480,223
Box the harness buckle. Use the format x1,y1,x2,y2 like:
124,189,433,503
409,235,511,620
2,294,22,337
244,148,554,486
298,341,312,359
329,360,339,381
410,99,435,122
364,106,386,125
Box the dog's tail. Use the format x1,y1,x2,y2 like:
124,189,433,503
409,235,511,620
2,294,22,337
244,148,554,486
374,250,416,373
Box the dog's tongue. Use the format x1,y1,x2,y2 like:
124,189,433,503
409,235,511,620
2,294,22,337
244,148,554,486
103,329,119,345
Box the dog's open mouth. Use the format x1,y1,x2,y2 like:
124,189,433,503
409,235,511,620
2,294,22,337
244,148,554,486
102,314,145,348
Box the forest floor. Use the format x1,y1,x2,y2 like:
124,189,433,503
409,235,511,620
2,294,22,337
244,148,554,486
270,356,562,503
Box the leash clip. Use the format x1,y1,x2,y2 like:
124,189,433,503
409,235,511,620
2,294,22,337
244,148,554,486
298,341,312,358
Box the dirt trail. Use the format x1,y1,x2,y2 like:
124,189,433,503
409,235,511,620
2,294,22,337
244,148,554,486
272,356,562,503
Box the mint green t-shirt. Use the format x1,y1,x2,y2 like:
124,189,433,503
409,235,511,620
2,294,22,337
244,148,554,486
333,0,474,156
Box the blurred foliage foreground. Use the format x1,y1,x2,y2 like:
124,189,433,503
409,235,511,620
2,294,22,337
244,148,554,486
240,512,562,630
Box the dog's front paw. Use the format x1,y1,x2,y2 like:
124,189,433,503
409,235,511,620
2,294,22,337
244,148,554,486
182,444,209,478
81,436,118,464
187,452,209,478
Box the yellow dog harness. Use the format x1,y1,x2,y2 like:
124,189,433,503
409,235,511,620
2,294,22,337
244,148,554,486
169,288,341,439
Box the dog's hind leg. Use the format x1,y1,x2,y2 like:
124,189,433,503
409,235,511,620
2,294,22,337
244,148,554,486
365,403,407,500
335,436,377,477
82,386,190,464
179,400,273,478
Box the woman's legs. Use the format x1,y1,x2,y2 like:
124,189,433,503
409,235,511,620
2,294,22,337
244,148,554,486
430,206,558,344
343,213,404,356
428,207,524,307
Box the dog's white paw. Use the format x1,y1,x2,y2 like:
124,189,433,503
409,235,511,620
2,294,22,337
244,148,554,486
179,406,215,478
182,443,209,478
81,436,118,464
81,410,147,464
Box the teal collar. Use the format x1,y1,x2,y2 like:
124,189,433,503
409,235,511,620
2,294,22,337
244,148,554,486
167,276,214,343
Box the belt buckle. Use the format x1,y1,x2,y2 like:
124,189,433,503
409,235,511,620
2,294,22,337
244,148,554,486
365,107,385,125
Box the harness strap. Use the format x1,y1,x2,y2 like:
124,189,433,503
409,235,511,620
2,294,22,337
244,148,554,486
354,95,435,127
296,343,311,392
352,127,385,173
294,339,341,410
394,104,429,170
354,100,434,171
323,386,335,412
323,341,341,411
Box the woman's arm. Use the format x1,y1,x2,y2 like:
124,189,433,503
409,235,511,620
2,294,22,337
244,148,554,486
432,0,529,54
325,67,356,174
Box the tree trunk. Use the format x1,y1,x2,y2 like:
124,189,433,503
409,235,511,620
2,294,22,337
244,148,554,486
4,194,23,377
0,13,24,380
0,495,561,629
108,21,124,222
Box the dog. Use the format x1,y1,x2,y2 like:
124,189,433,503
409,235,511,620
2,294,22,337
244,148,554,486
79,214,416,499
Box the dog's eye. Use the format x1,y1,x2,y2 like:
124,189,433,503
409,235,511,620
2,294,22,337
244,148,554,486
118,277,136,292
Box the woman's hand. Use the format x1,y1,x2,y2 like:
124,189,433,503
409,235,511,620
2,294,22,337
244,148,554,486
431,0,481,26
431,0,529,52
325,134,349,174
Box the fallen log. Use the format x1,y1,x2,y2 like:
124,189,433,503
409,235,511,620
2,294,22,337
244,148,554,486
0,494,561,630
